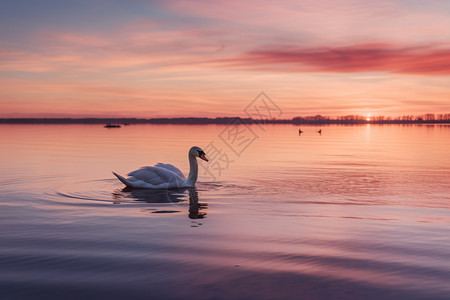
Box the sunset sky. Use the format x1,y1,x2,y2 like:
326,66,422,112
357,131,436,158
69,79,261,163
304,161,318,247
1,0,450,118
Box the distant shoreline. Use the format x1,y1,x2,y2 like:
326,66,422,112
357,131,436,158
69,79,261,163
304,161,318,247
1,117,449,125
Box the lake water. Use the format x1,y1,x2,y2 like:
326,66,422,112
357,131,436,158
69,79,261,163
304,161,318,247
0,123,449,300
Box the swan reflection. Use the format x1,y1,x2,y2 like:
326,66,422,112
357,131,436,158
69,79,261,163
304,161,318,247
112,187,207,219
114,187,187,203
188,188,207,219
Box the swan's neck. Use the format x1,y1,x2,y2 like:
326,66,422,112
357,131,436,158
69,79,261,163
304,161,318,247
186,154,198,187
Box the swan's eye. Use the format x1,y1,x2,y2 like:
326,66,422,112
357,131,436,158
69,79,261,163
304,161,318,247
197,150,205,157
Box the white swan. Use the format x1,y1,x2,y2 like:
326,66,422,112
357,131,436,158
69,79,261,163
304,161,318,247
113,146,208,189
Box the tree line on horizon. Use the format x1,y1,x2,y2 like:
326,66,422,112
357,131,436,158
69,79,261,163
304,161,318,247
291,113,450,124
0,113,449,124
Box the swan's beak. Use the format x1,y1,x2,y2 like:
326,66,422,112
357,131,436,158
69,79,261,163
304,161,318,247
200,153,209,162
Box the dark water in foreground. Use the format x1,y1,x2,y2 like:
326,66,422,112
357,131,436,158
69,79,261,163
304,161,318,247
0,124,449,300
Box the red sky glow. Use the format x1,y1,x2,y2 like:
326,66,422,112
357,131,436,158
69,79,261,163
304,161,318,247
1,0,450,118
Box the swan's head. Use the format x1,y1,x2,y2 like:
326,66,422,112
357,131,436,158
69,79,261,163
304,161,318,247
190,146,209,162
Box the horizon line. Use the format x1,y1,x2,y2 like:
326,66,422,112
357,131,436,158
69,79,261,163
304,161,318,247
1,114,450,125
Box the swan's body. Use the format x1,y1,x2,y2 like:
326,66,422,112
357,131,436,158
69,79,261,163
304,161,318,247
113,146,208,189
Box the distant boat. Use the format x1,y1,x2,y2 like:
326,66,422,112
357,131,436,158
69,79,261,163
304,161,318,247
298,129,303,134
104,124,121,128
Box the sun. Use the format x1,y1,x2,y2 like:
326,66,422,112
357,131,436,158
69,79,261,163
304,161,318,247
366,117,371,121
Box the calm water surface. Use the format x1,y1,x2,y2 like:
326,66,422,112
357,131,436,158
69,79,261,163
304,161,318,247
0,124,449,300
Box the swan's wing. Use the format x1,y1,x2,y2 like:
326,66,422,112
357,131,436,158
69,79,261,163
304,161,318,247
154,163,186,179
126,166,186,188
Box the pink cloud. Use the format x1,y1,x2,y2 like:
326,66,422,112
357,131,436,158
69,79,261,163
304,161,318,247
214,43,450,75
165,0,450,46
0,25,228,74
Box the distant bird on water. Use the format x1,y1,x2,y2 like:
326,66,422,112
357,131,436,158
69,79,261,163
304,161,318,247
318,129,322,134
298,129,303,134
104,124,121,128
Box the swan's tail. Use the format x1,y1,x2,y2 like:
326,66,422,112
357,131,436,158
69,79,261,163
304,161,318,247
112,171,131,187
